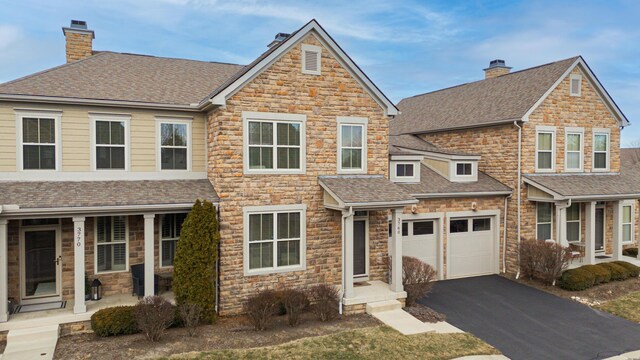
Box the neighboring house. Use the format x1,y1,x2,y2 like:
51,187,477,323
391,57,639,275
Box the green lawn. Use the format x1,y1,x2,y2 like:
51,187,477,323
598,291,640,322
167,326,499,360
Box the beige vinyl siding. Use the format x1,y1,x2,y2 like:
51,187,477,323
61,108,90,171
423,158,449,177
0,104,16,171
191,117,206,171
130,113,156,172
528,186,554,199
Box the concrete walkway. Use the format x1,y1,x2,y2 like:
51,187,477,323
1,325,59,360
366,300,434,335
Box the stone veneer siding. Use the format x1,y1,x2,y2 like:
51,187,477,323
64,31,93,63
207,33,391,315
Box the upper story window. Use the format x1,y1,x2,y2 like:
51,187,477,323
390,161,420,183
565,128,583,172
570,74,582,96
161,213,187,267
593,129,610,171
95,216,128,273
17,110,61,171
90,114,130,170
622,202,634,243
301,44,321,75
337,117,368,174
536,126,556,172
456,163,472,176
243,112,306,174
396,164,414,177
536,202,553,240
159,120,190,170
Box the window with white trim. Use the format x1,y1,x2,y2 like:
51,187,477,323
565,130,583,171
337,117,368,173
536,129,555,171
96,216,128,273
622,204,633,243
21,116,57,170
301,44,321,75
245,205,306,275
160,122,188,170
570,74,582,96
566,203,580,242
593,132,610,171
396,164,414,177
456,163,472,176
95,120,126,169
536,203,553,240
160,213,187,267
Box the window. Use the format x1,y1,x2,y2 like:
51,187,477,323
565,130,583,172
244,205,306,275
450,219,468,233
622,204,633,243
337,117,368,173
456,163,472,176
593,131,610,171
301,44,321,75
536,128,555,171
95,216,127,273
536,203,553,240
396,164,414,177
413,221,434,235
160,213,187,267
243,112,306,174
20,115,59,170
160,122,189,170
473,218,491,231
566,203,580,242
95,120,126,169
402,222,409,236
570,74,582,96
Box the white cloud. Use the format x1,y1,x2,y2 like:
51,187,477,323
0,25,20,50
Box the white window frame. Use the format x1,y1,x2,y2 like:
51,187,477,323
89,113,131,171
455,162,473,176
449,161,478,182
535,126,556,173
390,161,419,183
570,74,582,96
243,204,307,276
337,117,368,174
156,117,192,172
621,201,634,244
159,213,187,268
242,112,306,175
564,127,584,172
592,128,611,172
301,44,322,75
536,202,553,240
15,109,62,171
94,215,129,274
566,202,581,243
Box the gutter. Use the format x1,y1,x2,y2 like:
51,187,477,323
339,206,354,315
0,203,208,218
410,191,512,199
0,94,201,112
404,118,521,135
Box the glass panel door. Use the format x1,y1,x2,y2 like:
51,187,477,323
24,230,58,298
353,220,367,277
595,208,605,251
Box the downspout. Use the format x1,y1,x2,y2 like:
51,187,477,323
339,206,354,315
215,206,221,313
502,193,512,273
514,121,523,279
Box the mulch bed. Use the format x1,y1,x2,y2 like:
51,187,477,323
54,312,379,360
404,304,446,323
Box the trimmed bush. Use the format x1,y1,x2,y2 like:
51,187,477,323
581,264,612,285
178,303,203,337
173,200,220,322
613,261,640,277
402,256,437,306
281,289,309,327
308,284,339,322
91,306,138,337
245,290,279,331
135,296,176,342
520,240,544,279
520,239,572,285
599,262,630,281
559,268,596,291
623,247,638,257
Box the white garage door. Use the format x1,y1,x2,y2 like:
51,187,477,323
400,219,438,270
448,217,496,279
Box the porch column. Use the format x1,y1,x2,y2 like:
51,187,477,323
143,214,155,297
390,208,403,292
584,202,596,265
343,211,354,299
555,203,567,243
0,219,8,322
612,201,622,260
72,217,86,314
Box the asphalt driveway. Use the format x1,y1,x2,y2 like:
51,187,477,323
421,275,640,360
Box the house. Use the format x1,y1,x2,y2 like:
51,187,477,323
391,57,639,276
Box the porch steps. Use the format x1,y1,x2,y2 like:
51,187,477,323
1,325,59,360
366,300,435,335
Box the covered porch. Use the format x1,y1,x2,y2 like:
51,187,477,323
319,175,418,311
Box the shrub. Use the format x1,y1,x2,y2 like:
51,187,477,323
520,240,545,279
178,303,203,337
135,296,175,342
559,268,596,291
599,262,630,281
623,247,638,257
308,284,339,322
91,306,138,337
245,290,278,331
613,261,640,277
173,200,220,322
581,264,612,285
281,289,309,327
519,240,572,285
402,256,437,306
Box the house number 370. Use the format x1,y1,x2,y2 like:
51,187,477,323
76,227,82,248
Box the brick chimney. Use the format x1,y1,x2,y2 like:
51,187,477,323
62,20,94,63
483,59,511,79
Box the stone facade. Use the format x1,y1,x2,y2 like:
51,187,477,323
63,31,93,63
207,33,391,315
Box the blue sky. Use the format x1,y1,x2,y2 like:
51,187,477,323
1,0,639,145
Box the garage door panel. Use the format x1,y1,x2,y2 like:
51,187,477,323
448,217,496,279
404,237,437,269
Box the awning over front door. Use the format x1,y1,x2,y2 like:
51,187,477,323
319,175,418,210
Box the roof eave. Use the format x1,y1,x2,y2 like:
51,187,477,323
0,94,201,112
409,191,512,199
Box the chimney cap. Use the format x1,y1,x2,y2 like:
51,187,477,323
483,59,511,71
70,20,88,30
62,20,95,39
267,32,291,48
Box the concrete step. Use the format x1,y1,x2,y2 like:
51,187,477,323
371,308,435,335
2,325,59,360
365,299,402,314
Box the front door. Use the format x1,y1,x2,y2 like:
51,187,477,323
21,227,62,303
353,219,368,279
595,208,605,252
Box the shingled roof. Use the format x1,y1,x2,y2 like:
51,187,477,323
391,57,579,135
0,52,243,106
398,165,512,197
319,175,417,208
524,173,640,199
389,134,475,157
